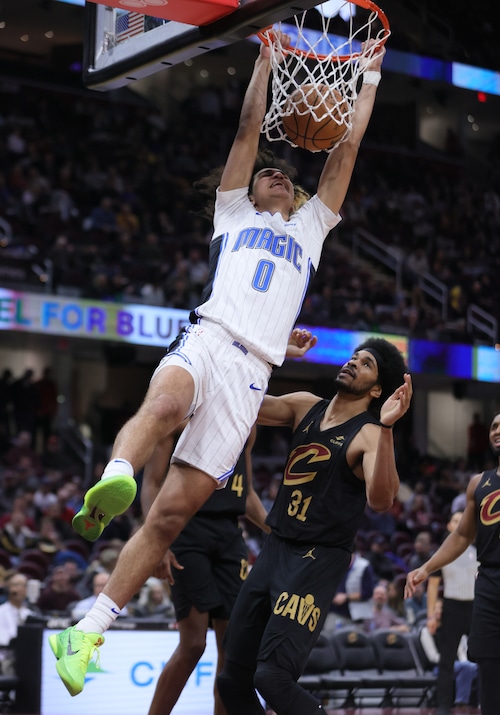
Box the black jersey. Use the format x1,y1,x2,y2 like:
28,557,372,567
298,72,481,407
266,400,378,549
474,468,500,565
197,448,248,518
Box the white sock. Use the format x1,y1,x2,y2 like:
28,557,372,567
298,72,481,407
101,458,134,480
76,593,121,634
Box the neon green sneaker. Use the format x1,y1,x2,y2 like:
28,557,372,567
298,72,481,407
49,626,105,697
72,475,137,541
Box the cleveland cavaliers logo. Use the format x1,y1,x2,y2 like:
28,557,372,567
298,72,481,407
479,489,500,526
283,444,331,485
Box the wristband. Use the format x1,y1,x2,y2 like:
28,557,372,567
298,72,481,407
379,422,393,429
363,71,381,87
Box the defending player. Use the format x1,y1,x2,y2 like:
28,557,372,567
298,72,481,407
405,412,500,715
145,425,270,715
217,338,412,715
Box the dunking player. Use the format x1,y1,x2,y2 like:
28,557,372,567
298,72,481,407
217,338,412,715
49,34,386,697
145,425,270,715
405,411,500,715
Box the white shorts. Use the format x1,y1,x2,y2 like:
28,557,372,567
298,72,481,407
151,321,272,487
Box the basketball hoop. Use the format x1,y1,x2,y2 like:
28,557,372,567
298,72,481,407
258,0,390,152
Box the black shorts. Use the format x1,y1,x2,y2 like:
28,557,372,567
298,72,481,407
170,513,249,622
468,564,500,661
223,532,351,680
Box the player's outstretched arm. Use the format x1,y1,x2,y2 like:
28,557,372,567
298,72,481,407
361,373,412,512
404,475,480,598
241,426,270,533
317,40,385,214
220,34,289,193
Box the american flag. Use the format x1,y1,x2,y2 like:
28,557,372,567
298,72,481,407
116,12,145,43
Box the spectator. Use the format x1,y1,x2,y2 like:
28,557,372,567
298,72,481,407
85,196,118,233
134,577,175,619
71,571,129,621
37,565,82,615
3,430,41,470
407,530,435,571
405,494,432,534
0,573,33,645
404,580,427,628
330,550,375,625
387,576,407,619
0,511,38,560
0,572,33,675
363,583,410,633
366,534,398,582
41,434,79,474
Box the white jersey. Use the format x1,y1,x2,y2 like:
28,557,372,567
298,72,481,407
441,543,478,601
190,187,340,366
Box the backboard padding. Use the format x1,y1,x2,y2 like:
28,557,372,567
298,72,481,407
83,0,326,90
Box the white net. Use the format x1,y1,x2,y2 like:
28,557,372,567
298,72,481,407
261,1,390,153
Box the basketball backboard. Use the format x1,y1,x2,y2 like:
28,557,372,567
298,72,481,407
83,0,326,91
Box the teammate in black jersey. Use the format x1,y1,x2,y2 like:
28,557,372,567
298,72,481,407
217,337,411,715
406,411,500,715
142,425,269,715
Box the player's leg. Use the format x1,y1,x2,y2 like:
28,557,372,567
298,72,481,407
253,542,350,715
475,658,498,715
436,599,468,714
148,606,210,715
211,526,251,715
51,462,216,696
73,363,195,540
217,544,275,715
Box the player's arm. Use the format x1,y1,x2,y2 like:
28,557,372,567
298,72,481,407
356,374,412,512
220,41,273,192
317,41,385,214
240,425,270,533
404,476,479,598
285,328,318,359
257,392,320,428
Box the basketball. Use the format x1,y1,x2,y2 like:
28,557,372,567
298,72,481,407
281,83,348,152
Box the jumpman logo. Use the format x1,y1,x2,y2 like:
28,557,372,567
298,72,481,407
483,478,492,487
303,548,316,560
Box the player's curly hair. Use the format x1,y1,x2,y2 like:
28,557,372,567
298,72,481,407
192,149,310,222
354,337,408,416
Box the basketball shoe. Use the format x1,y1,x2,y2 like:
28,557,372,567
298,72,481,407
49,627,104,696
72,474,137,541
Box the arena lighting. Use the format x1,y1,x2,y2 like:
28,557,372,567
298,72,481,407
315,0,355,21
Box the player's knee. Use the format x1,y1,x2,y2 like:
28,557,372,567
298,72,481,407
254,660,322,715
217,659,256,710
145,391,189,430
180,636,206,665
254,660,291,704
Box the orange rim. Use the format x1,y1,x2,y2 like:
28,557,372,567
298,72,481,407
257,0,390,62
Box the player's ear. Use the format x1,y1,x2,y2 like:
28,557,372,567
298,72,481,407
370,383,382,399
